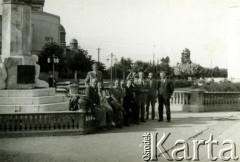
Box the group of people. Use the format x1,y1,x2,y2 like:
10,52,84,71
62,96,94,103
82,63,174,129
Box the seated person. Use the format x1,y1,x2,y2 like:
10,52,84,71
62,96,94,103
97,81,116,127
109,79,125,128
68,96,80,111
85,78,107,129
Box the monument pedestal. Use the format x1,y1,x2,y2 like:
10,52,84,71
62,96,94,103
1,1,35,89
0,88,69,113
3,56,36,89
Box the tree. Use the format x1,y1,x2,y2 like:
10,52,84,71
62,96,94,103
65,49,93,78
132,60,149,74
38,42,65,73
155,56,173,78
65,49,109,79
174,63,201,79
109,57,133,80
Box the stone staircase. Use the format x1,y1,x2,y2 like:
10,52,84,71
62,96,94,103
0,88,69,113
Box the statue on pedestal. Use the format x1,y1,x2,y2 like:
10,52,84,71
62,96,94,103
32,55,49,88
0,57,7,89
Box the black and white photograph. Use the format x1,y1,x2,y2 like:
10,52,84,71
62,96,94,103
0,0,240,161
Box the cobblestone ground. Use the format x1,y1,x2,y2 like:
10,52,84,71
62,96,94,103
0,112,240,162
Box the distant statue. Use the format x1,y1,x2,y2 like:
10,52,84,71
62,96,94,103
32,55,49,88
0,57,7,89
181,48,192,64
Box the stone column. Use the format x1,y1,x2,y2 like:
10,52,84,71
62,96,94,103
228,7,240,81
68,83,79,96
1,0,35,89
189,89,205,112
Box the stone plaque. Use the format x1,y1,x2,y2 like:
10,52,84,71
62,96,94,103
17,65,35,84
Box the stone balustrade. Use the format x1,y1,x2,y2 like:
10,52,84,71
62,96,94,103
58,84,240,112
0,110,97,135
203,92,240,111
170,91,191,105
204,92,240,105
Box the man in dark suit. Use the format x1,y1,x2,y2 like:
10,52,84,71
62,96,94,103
123,79,138,126
146,72,158,120
135,72,148,122
158,71,174,122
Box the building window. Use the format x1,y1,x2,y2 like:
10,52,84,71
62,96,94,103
45,37,53,43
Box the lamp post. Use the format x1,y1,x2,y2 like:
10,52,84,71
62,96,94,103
47,54,59,78
107,53,117,84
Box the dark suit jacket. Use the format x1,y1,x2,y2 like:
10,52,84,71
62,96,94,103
158,79,174,99
123,86,135,103
147,79,158,96
85,86,100,107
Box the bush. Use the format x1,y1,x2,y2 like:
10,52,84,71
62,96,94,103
193,81,240,92
172,79,194,88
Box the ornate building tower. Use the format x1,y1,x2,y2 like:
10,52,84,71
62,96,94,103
60,24,66,47
30,0,45,12
70,38,79,51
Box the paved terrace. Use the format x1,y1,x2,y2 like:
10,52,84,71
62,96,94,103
0,111,240,162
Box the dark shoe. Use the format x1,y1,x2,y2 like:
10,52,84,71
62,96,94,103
152,118,155,120
167,120,171,122
158,119,163,122
133,121,140,125
141,120,146,122
124,123,130,127
116,125,123,129
99,126,108,130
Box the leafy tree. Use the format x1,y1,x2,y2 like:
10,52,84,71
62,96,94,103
112,57,132,79
155,56,173,78
174,63,201,79
38,42,65,73
65,49,93,78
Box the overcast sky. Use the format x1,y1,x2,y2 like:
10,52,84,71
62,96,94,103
5,0,240,68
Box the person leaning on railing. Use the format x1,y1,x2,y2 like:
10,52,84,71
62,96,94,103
85,78,107,130
85,63,103,86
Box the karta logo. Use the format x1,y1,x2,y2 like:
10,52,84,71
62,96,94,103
142,133,239,161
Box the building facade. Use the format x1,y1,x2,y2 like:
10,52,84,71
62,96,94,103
0,0,66,55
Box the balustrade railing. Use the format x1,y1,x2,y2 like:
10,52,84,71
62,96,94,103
170,91,191,105
204,92,240,105
0,110,97,134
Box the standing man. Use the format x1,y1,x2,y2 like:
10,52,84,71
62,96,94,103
126,71,138,84
135,72,148,122
158,71,174,122
146,72,158,120
85,63,103,86
122,79,135,126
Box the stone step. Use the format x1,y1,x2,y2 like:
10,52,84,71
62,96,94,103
0,102,69,113
0,94,69,105
0,88,56,97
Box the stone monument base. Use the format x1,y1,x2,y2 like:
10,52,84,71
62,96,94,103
3,56,36,89
0,88,69,113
